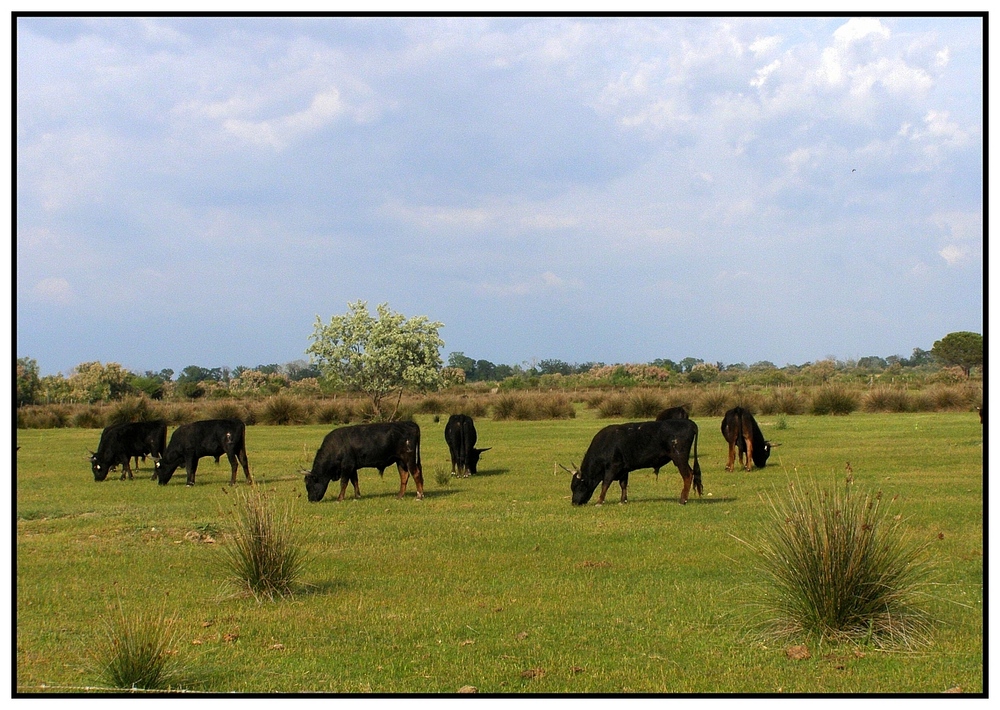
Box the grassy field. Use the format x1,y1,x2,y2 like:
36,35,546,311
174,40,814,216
15,412,983,694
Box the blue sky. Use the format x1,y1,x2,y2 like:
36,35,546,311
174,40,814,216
16,15,983,376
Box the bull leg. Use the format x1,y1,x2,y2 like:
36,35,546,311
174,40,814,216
227,453,239,485
120,460,131,481
349,471,361,499
412,465,424,500
596,480,612,505
619,472,629,504
743,437,753,471
240,450,252,483
726,442,736,472
186,457,198,487
397,466,410,499
337,470,358,501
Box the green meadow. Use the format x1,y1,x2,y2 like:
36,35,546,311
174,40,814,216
15,412,983,694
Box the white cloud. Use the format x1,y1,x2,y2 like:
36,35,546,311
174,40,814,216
749,35,781,56
833,18,891,45
939,244,969,266
219,87,346,150
750,59,781,88
475,271,583,298
31,277,74,305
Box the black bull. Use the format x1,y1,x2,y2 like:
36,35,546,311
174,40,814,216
304,421,424,502
569,419,702,505
155,418,251,486
721,407,773,471
444,414,490,476
91,420,168,481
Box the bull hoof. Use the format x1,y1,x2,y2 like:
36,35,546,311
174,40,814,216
186,483,194,488
679,499,687,505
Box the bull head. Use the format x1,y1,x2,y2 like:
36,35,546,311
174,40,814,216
559,463,582,480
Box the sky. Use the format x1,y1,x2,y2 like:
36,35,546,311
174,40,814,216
15,14,984,377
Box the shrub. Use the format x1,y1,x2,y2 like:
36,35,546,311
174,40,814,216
107,397,159,425
597,393,627,418
220,486,310,600
810,386,859,415
863,387,911,413
696,388,731,417
768,388,807,416
745,481,935,649
625,390,664,419
73,406,106,429
535,393,576,419
492,393,521,421
259,395,308,426
209,400,245,421
316,401,354,425
91,600,187,690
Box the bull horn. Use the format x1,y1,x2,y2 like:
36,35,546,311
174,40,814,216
558,463,574,473
769,442,782,448
475,447,492,453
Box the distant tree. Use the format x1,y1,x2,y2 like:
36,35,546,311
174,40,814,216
16,357,40,407
538,359,573,376
474,359,497,381
448,352,477,379
307,301,444,418
69,362,134,403
932,332,983,376
130,374,165,400
905,347,934,368
679,357,703,373
857,356,888,371
177,365,225,384
282,360,322,381
494,364,515,380
652,359,681,373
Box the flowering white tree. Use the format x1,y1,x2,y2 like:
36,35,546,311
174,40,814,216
306,301,444,419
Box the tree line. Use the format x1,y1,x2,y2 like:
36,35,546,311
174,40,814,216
16,301,983,411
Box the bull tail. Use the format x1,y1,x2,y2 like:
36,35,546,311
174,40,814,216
692,424,703,497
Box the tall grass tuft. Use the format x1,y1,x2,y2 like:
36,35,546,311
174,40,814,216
625,390,664,419
220,486,310,601
744,480,935,649
696,388,731,417
107,396,158,425
259,395,308,425
91,600,187,690
863,387,912,413
597,394,627,418
810,386,859,415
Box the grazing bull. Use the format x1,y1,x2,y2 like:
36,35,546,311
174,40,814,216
444,414,490,477
155,418,251,486
566,419,702,506
90,420,167,481
655,405,690,421
721,407,773,471
304,421,423,502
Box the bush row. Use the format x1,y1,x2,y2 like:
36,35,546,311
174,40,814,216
16,383,983,429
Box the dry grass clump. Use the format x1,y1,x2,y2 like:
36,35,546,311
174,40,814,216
258,395,311,425
597,394,628,418
810,386,859,415
696,388,731,417
624,390,664,419
760,388,807,415
863,387,912,413
91,600,189,690
219,486,310,601
745,480,935,649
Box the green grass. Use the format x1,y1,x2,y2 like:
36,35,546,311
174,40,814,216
15,413,983,694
